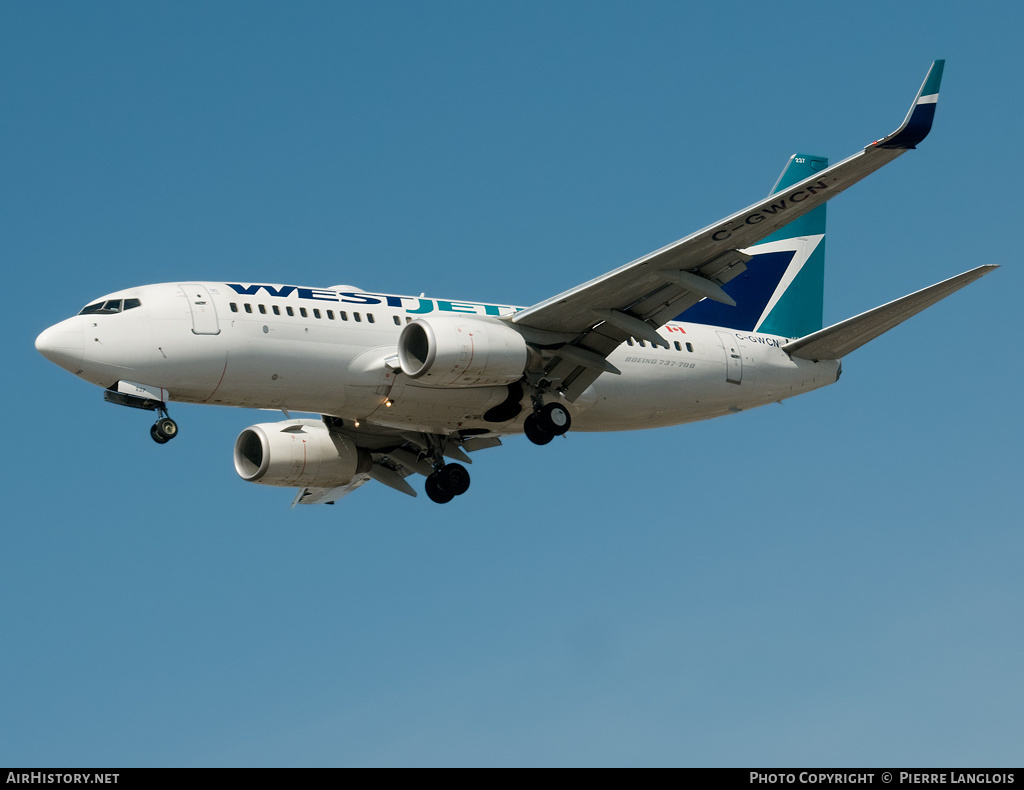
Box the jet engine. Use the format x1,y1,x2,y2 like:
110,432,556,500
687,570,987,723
397,316,532,387
234,419,371,488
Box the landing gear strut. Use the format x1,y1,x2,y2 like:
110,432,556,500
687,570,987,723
524,401,571,446
424,462,471,504
150,413,178,444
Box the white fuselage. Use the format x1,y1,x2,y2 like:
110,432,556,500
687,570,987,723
37,281,840,435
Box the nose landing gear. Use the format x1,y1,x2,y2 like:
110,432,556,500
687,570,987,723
150,415,179,444
524,401,571,446
102,382,180,445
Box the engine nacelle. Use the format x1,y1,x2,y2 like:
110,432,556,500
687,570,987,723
397,316,530,387
234,419,371,488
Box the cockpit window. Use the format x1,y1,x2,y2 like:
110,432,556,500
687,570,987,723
80,300,120,314
79,298,141,315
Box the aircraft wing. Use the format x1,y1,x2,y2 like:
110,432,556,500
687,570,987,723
291,419,502,505
512,61,946,400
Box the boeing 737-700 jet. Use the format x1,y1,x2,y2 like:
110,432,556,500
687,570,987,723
35,61,995,505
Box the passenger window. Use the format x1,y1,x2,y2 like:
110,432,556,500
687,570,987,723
686,342,693,352
327,310,335,320
354,313,362,322
313,308,321,319
340,311,348,321
674,341,681,351
258,304,267,314
638,340,646,348
230,303,238,313
272,305,280,316
367,314,375,324
393,315,401,326
406,316,413,323
300,307,308,318
286,306,294,317
244,304,253,314
626,339,633,346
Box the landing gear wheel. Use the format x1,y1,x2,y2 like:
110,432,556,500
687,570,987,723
524,413,554,445
156,417,178,439
424,463,471,503
151,417,178,444
538,402,571,435
425,474,455,504
439,463,471,496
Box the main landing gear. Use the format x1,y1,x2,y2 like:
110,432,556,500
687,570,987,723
149,414,179,444
424,463,471,504
524,402,571,446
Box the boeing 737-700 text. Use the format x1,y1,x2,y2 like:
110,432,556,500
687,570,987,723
35,61,996,505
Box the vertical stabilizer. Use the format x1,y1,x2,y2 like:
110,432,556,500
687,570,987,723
677,154,828,337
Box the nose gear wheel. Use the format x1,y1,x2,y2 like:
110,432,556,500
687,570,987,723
150,413,178,444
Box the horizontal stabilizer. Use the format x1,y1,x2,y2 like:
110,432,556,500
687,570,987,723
782,265,996,361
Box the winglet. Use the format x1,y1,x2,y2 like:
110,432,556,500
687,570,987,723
871,60,944,150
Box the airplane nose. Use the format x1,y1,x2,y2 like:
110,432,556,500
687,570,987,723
36,318,84,373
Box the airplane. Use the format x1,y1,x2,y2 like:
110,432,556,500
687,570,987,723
35,61,996,505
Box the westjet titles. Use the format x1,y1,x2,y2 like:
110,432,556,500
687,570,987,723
227,283,517,317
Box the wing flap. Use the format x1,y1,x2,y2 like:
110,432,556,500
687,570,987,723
782,265,996,361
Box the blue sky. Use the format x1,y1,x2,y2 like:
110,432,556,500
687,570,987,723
3,0,1021,767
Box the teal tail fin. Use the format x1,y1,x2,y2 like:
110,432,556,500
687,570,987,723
677,154,828,337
